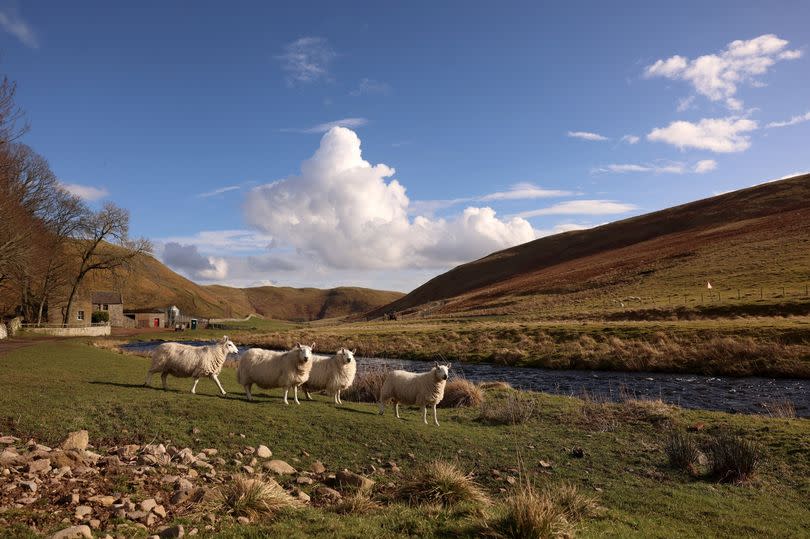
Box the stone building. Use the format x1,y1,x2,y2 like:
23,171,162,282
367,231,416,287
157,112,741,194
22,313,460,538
91,291,125,327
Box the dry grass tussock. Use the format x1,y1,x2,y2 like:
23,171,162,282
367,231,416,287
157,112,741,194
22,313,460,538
439,378,485,408
210,475,300,521
478,391,538,425
761,399,796,419
331,491,382,515
665,430,702,475
341,364,390,403
397,460,490,509
707,434,761,483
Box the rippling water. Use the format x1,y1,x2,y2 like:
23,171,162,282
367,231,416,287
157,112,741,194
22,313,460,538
122,340,809,417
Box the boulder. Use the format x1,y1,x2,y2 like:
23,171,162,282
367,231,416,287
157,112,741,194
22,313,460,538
61,431,89,452
335,469,375,492
256,445,272,459
49,525,92,539
263,459,296,475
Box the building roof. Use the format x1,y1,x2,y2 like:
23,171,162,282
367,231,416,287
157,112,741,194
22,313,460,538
91,291,123,304
124,308,165,314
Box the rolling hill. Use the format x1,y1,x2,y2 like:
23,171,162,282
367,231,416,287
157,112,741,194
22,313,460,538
368,173,810,319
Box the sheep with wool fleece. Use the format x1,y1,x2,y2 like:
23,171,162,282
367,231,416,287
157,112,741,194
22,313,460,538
144,336,238,395
304,348,357,404
237,343,314,404
378,362,451,426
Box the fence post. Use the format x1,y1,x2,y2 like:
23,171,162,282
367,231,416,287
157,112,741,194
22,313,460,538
760,288,763,299
737,289,740,300
701,293,704,303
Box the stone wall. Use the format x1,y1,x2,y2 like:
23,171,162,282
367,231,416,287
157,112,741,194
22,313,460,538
23,325,111,337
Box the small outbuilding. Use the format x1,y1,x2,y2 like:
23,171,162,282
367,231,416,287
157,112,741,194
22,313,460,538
124,308,167,329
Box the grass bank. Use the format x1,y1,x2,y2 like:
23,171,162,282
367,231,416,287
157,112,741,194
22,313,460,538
0,341,808,537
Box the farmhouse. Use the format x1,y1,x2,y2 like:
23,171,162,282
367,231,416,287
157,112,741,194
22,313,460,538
124,308,166,329
91,291,124,327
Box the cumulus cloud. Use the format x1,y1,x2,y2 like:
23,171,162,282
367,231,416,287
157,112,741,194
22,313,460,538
645,34,802,109
244,127,535,269
162,242,229,281
593,159,717,174
647,117,758,153
0,7,38,48
766,111,810,128
567,131,609,141
277,36,335,85
350,78,391,96
281,117,368,134
513,200,638,219
59,183,109,201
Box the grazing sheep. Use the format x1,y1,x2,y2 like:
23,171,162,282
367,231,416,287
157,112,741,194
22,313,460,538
237,343,314,405
303,348,357,405
144,336,238,395
378,362,451,426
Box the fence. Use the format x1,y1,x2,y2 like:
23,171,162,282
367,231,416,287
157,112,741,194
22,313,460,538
607,285,810,309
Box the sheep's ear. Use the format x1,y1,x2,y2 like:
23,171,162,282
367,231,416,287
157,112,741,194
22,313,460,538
310,342,316,349
351,349,356,355
295,342,301,348
434,361,439,368
446,363,452,370
221,335,228,342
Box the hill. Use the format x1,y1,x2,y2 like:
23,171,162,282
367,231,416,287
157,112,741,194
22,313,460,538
369,173,810,319
80,253,403,321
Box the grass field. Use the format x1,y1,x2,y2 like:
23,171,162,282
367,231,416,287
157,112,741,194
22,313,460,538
1,341,808,537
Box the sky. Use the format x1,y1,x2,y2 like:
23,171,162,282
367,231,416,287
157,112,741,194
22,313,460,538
2,1,808,292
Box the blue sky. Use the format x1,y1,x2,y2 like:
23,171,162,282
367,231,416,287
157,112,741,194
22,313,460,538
3,1,808,291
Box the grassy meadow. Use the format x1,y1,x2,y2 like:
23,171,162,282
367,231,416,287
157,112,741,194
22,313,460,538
1,341,808,537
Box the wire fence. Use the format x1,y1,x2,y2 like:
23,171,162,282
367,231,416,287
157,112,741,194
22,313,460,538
608,285,810,308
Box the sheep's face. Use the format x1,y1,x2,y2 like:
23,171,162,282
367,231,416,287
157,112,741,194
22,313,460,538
338,348,355,365
221,336,239,355
295,342,314,364
433,363,450,381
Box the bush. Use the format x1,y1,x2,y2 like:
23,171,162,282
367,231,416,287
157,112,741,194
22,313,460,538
440,379,484,408
398,460,490,509
665,431,701,474
91,311,109,324
706,434,761,483
478,391,537,425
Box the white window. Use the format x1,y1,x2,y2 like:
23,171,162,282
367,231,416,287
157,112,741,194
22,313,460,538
77,310,85,321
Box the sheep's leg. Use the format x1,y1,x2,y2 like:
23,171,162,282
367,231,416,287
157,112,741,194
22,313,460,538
244,384,253,401
294,385,301,405
161,373,169,391
433,404,440,427
395,402,401,419
305,389,313,401
337,390,342,405
378,401,385,415
211,374,226,395
144,370,153,387
422,406,428,425
191,378,199,394
333,392,339,405
283,388,290,405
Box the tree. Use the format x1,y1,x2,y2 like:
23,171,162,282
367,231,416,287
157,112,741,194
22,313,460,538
62,203,152,324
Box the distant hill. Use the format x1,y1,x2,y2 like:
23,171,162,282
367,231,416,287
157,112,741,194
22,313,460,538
368,173,810,319
80,253,403,321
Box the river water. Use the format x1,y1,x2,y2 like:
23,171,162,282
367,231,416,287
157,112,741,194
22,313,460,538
122,340,809,417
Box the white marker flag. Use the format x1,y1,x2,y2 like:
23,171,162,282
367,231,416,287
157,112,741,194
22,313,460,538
707,281,713,289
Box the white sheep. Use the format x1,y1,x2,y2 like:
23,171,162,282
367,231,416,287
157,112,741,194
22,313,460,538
378,362,451,426
303,348,357,405
144,336,238,395
237,343,314,405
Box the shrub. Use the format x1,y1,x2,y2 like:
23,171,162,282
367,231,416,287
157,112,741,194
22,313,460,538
91,311,109,324
664,431,701,474
398,460,490,509
440,378,484,408
211,475,299,521
342,365,390,403
706,434,761,483
478,391,537,425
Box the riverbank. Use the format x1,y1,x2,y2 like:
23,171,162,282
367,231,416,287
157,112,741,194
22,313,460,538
1,341,808,537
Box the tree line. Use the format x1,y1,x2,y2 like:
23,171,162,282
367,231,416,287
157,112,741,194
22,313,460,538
0,72,151,325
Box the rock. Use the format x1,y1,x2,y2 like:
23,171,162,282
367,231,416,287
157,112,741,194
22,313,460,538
296,476,314,485
314,486,342,502
241,465,254,474
539,460,552,468
153,504,167,518
140,498,158,512
75,505,92,519
570,447,585,458
0,435,20,444
506,476,516,485
292,488,311,503
19,480,37,492
242,446,255,455
263,459,296,475
175,478,194,492
202,448,217,456
88,495,115,507
256,445,272,459
127,510,148,521
27,458,52,474
89,519,101,530
335,469,375,491
170,490,191,505
50,450,87,469
146,513,159,527
117,445,141,459
237,516,250,525
101,455,124,468
159,525,185,538
0,448,24,466
309,461,326,474
61,431,89,452
49,524,93,539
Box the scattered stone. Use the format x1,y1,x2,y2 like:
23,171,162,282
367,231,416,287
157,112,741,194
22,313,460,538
256,445,272,459
335,469,375,491
309,460,326,474
27,458,52,474
159,524,185,538
74,505,92,519
202,448,217,456
118,445,141,459
241,465,254,474
175,478,194,492
539,460,552,468
292,488,310,503
296,476,314,485
153,504,167,518
49,524,93,539
237,516,250,525
127,510,148,521
89,519,101,530
146,513,159,526
263,459,296,475
140,498,158,512
314,486,342,503
0,435,20,444
506,476,516,485
20,480,37,492
61,431,89,452
88,495,115,507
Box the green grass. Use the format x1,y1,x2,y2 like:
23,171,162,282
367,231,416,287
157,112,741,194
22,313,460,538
1,341,809,537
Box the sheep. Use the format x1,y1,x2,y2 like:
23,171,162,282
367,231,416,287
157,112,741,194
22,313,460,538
303,348,357,405
237,343,314,405
378,362,451,426
144,336,238,395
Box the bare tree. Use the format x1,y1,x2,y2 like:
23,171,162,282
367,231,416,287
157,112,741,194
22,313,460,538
62,203,152,324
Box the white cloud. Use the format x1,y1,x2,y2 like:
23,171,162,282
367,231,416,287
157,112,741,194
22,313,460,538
244,127,535,269
281,117,368,134
647,117,758,153
158,229,276,254
161,242,229,281
645,34,802,109
277,36,335,85
621,135,640,144
405,183,573,216
676,96,696,112
765,111,810,128
197,185,241,198
59,183,109,201
693,159,717,173
350,78,391,96
0,8,38,48
534,223,593,237
567,131,609,141
513,200,638,219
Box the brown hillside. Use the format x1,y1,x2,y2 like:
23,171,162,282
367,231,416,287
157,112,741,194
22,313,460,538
369,173,810,319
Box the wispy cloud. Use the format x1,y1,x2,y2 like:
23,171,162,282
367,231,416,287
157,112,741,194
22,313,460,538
277,36,335,85
514,199,638,218
0,7,38,48
410,183,574,216
567,130,609,141
197,185,241,198
350,78,391,96
766,111,810,129
593,159,716,175
59,183,109,201
280,117,368,134
620,134,640,144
